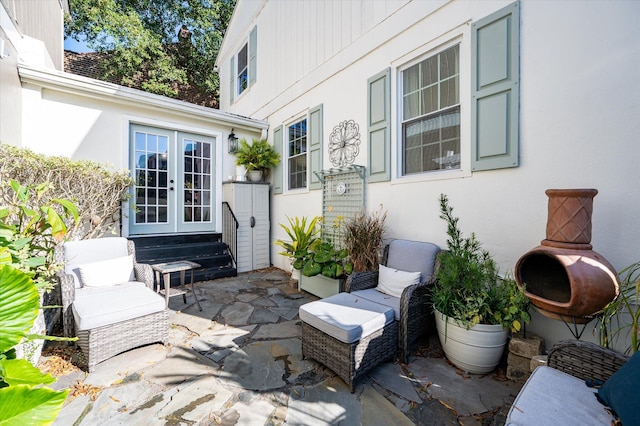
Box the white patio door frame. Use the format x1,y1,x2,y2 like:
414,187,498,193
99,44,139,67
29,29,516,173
129,123,217,235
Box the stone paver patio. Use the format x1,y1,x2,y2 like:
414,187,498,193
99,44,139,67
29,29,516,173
47,269,521,425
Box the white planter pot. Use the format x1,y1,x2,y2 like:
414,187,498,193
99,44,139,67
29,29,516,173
435,309,508,374
299,274,342,299
247,170,263,182
291,268,301,282
235,165,247,181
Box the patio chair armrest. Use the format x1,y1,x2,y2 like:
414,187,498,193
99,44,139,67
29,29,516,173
345,270,379,292
398,278,434,363
56,270,76,337
547,340,629,383
134,262,154,289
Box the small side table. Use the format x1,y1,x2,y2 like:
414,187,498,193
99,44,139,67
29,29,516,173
151,261,202,311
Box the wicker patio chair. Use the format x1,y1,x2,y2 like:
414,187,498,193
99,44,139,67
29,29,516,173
547,339,630,383
55,238,168,372
345,239,440,363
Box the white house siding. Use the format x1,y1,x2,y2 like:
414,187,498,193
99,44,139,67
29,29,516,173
16,66,266,236
219,0,640,349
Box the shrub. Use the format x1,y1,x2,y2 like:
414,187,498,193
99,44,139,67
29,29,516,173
0,144,134,240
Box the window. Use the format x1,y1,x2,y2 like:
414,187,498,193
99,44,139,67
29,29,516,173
288,119,307,190
237,43,248,96
401,44,460,175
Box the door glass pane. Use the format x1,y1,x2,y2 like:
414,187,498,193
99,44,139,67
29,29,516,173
182,138,212,224
133,131,169,225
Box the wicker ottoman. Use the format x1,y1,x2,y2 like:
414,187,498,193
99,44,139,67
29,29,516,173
299,292,398,392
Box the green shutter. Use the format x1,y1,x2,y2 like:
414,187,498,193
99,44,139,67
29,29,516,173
229,56,235,104
249,26,257,86
471,1,520,171
367,68,391,182
308,104,323,190
272,125,283,194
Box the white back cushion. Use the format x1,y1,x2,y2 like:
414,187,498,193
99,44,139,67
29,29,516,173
77,255,134,287
376,264,421,298
64,237,130,288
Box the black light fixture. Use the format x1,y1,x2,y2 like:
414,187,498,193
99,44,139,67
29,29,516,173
228,129,238,154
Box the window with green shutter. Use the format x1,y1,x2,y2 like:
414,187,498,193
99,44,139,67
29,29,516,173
232,26,258,99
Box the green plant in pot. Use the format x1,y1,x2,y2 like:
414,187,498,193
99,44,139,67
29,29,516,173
597,261,639,354
275,216,321,271
235,138,280,182
432,194,530,374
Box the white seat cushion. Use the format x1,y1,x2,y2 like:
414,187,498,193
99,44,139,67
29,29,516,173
506,366,614,425
73,285,165,331
299,292,395,344
351,288,401,320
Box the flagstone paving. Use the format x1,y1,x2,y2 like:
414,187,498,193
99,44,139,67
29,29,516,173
47,269,521,425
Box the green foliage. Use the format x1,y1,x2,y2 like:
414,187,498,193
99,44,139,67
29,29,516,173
301,240,352,279
64,0,235,100
598,261,640,354
298,216,353,279
0,144,133,240
0,180,79,291
275,216,321,270
432,194,530,331
235,139,281,171
342,208,387,272
0,265,68,425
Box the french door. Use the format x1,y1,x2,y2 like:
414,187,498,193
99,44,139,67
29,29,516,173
129,124,216,235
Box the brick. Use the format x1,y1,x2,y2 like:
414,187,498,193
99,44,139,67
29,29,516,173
509,332,545,359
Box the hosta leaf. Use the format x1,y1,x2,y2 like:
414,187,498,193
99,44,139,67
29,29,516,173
0,266,39,353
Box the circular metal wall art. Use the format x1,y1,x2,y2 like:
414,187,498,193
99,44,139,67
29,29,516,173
329,119,361,168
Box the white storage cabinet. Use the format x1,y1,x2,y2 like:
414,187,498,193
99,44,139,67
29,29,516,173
222,182,270,273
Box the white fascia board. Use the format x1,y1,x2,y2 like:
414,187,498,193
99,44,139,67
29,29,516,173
17,64,268,131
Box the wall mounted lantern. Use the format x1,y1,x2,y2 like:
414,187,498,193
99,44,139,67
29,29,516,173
228,129,238,154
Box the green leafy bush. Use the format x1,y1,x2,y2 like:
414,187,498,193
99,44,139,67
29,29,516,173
432,194,530,331
0,180,79,291
0,144,133,240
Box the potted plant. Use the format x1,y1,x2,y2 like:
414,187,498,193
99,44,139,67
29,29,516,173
597,261,639,354
296,216,354,298
432,194,530,374
235,138,280,182
275,216,321,280
342,208,388,272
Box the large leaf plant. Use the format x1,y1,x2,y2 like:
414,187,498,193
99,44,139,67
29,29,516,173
0,265,68,425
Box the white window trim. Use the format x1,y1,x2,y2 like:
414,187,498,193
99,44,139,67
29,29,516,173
283,113,310,194
392,28,472,185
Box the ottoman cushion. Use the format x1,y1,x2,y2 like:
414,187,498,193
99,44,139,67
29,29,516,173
299,292,395,344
